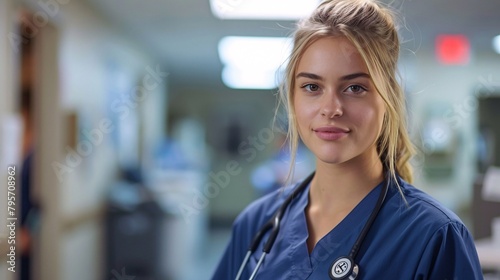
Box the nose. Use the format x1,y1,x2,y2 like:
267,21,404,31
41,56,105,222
320,92,343,118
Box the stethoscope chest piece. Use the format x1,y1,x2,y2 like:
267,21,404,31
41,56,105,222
329,256,358,280
235,171,389,280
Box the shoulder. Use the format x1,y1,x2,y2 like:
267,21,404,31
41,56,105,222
371,179,482,278
380,178,472,244
399,180,463,225
211,185,298,280
232,184,295,234
397,182,482,277
389,179,476,249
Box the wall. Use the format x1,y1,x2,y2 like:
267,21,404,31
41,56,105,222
1,0,168,279
403,46,500,223
56,0,163,213
55,1,168,279
169,86,285,222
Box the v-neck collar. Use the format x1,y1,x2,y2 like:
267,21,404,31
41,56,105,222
286,179,384,276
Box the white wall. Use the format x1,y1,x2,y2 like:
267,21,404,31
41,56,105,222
56,0,168,211
55,1,168,279
1,0,168,279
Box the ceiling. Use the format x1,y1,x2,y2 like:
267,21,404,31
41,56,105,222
84,0,500,91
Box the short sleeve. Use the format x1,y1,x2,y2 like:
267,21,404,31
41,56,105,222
415,221,483,279
210,184,298,279
211,205,263,280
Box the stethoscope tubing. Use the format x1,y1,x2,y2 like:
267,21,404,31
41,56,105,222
235,173,314,280
235,171,390,280
348,176,389,260
235,172,315,280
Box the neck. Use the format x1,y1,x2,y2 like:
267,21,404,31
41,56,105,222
309,148,384,213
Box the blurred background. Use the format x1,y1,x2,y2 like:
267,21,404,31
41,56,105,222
0,0,500,279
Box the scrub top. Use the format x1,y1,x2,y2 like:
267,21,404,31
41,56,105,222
211,176,483,279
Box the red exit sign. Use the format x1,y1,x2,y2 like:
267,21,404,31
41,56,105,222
435,35,470,65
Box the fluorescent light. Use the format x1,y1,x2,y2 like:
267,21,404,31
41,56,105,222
493,35,500,54
210,0,321,20
219,37,291,68
218,36,292,89
222,65,279,89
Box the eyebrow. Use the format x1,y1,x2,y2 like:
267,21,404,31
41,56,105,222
340,72,371,81
296,72,371,81
296,72,323,80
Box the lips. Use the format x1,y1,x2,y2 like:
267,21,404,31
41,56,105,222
313,126,350,141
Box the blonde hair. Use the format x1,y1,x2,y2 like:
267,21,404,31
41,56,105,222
277,0,415,188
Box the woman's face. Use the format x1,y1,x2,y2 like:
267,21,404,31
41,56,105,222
293,36,386,166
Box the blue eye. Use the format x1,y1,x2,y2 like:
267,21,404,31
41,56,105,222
302,84,319,92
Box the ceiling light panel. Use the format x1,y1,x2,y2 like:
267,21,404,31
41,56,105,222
493,35,500,54
210,0,321,20
218,36,292,89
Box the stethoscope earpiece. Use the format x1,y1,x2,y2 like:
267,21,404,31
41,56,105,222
329,256,358,280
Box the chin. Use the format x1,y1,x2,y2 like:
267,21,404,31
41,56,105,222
310,145,349,164
316,154,350,165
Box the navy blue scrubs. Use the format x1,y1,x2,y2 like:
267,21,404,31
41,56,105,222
212,177,483,279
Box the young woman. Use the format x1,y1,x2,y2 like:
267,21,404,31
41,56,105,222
212,0,483,279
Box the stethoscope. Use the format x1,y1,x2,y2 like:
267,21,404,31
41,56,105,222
235,171,390,280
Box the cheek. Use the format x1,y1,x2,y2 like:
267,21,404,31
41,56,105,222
293,109,307,137
294,97,317,133
365,105,385,136
352,100,385,133
360,107,380,123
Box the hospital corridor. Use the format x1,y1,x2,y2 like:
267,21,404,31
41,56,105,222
0,0,500,279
